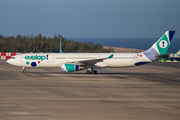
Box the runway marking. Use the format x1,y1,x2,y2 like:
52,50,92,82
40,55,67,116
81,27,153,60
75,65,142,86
9,112,31,115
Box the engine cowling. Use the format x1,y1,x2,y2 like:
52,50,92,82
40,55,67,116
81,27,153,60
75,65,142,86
61,64,83,72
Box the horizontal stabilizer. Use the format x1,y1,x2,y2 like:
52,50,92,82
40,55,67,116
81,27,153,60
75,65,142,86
155,53,171,59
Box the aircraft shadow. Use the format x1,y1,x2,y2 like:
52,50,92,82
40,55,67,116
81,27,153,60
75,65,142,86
26,71,163,76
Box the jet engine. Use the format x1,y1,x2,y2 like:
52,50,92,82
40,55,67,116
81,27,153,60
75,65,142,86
61,64,83,72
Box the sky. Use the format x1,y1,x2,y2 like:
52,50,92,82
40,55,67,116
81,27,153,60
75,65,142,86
0,0,180,38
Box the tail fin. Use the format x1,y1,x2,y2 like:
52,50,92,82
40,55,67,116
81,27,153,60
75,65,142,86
144,31,175,54
143,31,175,61
176,50,180,55
60,37,63,53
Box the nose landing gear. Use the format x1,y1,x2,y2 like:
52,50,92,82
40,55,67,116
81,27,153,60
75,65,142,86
22,67,27,73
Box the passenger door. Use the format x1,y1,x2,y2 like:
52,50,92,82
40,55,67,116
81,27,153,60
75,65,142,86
20,55,24,62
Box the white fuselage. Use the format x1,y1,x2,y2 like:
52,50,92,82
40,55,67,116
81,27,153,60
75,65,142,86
7,53,152,68
6,31,175,73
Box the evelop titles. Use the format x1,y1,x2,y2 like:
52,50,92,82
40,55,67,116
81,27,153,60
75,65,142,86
24,55,49,67
25,55,49,61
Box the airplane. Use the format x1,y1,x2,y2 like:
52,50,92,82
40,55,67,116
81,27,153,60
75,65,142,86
7,31,175,74
171,50,180,57
158,50,180,62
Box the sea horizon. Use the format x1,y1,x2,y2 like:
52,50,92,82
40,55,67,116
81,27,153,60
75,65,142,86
67,37,180,53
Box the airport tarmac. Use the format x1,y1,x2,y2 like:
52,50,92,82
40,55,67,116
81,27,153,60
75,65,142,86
0,60,180,120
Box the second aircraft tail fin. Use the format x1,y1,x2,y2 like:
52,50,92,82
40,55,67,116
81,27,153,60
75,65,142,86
176,50,180,55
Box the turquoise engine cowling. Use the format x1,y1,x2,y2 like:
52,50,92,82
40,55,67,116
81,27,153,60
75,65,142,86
61,64,82,72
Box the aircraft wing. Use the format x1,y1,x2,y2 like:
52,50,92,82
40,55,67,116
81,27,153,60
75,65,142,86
67,54,114,66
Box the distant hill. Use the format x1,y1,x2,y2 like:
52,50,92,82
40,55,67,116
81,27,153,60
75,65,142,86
103,46,144,53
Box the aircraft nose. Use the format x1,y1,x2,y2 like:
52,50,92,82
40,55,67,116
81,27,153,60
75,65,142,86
7,59,11,64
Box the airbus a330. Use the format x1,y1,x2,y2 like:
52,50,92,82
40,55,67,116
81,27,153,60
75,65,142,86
7,31,175,74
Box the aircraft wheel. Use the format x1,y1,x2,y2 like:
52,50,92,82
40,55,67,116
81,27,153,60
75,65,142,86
23,70,27,73
86,70,91,74
92,70,97,74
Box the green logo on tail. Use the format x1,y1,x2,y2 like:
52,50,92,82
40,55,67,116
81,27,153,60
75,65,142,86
156,34,170,55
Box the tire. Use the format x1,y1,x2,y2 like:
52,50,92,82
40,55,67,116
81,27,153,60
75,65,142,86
92,70,97,74
86,70,91,74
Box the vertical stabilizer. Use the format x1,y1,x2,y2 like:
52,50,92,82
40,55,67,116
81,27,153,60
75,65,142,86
143,31,175,61
154,31,175,55
176,50,180,55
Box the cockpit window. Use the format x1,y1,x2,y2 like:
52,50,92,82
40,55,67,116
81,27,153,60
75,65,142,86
11,57,15,59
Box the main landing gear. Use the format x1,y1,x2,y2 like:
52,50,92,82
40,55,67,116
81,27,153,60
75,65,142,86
86,68,97,74
22,67,27,73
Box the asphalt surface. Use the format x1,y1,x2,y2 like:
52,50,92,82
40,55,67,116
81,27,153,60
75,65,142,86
0,60,180,120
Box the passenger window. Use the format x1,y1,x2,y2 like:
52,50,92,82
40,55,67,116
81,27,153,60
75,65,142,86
11,57,15,59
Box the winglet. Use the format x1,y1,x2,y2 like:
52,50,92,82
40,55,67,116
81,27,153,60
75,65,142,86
107,54,114,58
